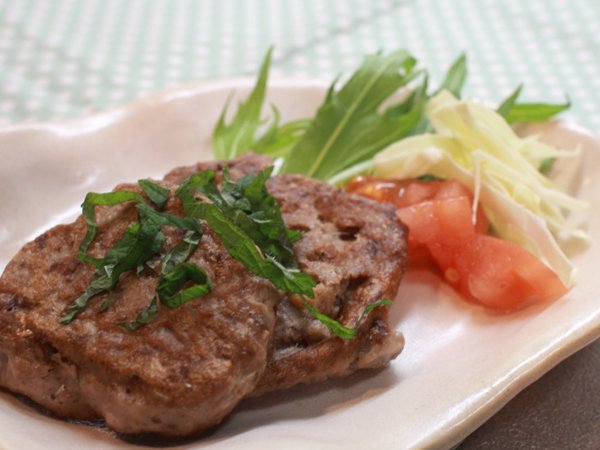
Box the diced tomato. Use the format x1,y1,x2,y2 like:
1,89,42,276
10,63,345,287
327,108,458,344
346,176,567,311
453,234,567,310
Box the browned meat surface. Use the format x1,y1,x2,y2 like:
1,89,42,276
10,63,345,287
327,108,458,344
0,153,407,436
0,172,281,436
163,155,408,396
254,174,407,394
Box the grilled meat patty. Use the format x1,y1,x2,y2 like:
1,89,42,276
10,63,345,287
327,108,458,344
165,154,408,395
0,186,281,436
256,174,406,394
0,153,407,436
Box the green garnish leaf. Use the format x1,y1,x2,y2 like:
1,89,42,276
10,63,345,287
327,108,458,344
417,174,443,182
135,203,201,233
213,48,273,160
156,262,212,308
435,53,467,98
119,230,205,330
138,179,170,209
303,298,393,339
539,157,556,174
61,218,165,324
503,99,571,123
411,53,468,136
253,109,311,159
161,230,203,274
176,167,316,297
497,85,570,123
118,296,159,331
78,191,145,266
281,50,421,180
64,193,206,324
99,296,112,312
496,84,523,118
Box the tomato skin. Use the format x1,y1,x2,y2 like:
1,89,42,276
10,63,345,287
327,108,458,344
453,235,567,311
347,176,567,311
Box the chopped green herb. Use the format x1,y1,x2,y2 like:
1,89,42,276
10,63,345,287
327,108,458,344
156,262,212,308
119,296,159,331
78,191,145,266
176,167,316,297
135,203,201,234
63,182,207,325
138,179,170,209
61,218,164,324
303,298,393,339
119,230,206,330
161,230,203,274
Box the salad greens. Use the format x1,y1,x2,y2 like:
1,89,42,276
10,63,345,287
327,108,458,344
211,46,586,289
212,48,569,185
373,91,588,287
433,53,467,98
213,48,274,160
281,50,422,180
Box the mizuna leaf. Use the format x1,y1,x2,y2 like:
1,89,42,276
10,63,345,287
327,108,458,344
434,53,467,98
281,50,421,180
496,84,523,118
497,85,570,123
212,48,273,159
503,100,571,123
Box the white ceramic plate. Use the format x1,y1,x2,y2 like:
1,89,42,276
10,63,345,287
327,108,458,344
0,81,598,450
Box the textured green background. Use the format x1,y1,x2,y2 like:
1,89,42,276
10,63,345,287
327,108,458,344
0,0,598,132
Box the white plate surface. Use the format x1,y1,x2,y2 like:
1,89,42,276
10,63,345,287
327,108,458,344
0,80,598,450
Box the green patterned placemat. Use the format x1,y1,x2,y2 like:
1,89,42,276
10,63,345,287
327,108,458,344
0,0,598,132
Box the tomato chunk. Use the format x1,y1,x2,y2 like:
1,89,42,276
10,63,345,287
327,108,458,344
347,176,567,311
454,235,567,310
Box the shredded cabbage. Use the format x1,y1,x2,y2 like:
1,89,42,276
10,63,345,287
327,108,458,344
374,91,590,287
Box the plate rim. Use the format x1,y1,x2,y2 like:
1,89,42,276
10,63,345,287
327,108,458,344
0,79,598,450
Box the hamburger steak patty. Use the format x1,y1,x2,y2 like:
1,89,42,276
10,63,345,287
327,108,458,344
0,153,407,436
165,154,408,395
256,174,407,394
0,182,282,435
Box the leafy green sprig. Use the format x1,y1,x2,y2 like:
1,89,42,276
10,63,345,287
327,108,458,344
212,49,570,183
497,84,570,124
